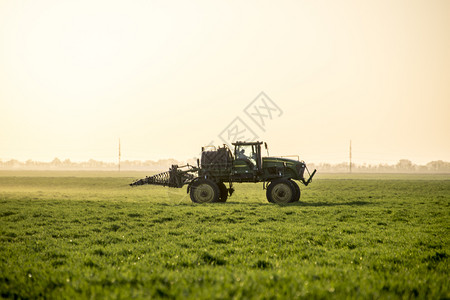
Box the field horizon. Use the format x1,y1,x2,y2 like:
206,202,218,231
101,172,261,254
1,157,450,174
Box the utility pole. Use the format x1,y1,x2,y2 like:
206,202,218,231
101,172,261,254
118,138,121,172
349,140,352,173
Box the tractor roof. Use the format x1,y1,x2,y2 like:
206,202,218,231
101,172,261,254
232,141,263,146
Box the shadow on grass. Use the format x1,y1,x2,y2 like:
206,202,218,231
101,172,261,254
153,199,373,207
209,200,372,207
35,198,371,208
286,200,371,207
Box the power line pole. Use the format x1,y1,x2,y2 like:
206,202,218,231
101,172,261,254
118,138,121,172
349,140,352,173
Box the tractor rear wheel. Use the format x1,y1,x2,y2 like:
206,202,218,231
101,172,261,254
289,179,301,202
190,179,220,203
266,179,296,204
217,182,228,202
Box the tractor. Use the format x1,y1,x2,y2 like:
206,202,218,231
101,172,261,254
130,141,316,204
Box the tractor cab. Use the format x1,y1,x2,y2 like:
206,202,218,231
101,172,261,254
232,141,262,179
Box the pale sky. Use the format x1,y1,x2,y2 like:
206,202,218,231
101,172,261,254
1,0,449,165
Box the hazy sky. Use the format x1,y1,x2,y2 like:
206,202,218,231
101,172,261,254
1,0,449,164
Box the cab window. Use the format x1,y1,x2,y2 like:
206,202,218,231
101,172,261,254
235,145,256,165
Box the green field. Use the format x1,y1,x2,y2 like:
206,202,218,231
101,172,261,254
0,171,449,299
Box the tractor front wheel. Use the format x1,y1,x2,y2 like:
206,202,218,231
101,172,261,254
266,179,297,204
216,182,228,203
289,179,301,202
190,179,220,203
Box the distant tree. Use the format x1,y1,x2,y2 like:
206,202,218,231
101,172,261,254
51,158,62,166
63,159,72,167
396,159,414,171
426,160,450,172
6,159,21,168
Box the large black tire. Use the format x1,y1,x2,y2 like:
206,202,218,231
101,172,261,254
266,179,296,204
216,182,228,203
289,179,301,203
189,179,220,203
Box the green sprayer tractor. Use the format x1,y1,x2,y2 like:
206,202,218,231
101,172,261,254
130,141,316,204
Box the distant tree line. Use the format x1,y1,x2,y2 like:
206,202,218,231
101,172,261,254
0,158,191,171
308,159,450,173
0,158,449,173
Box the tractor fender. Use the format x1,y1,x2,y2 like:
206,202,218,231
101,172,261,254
186,177,201,194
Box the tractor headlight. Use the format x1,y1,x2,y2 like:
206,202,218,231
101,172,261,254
296,163,306,177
